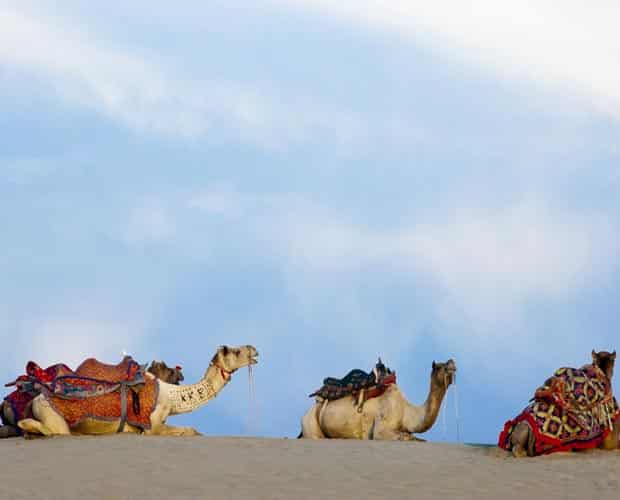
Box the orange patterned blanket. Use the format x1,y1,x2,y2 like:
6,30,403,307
43,377,159,430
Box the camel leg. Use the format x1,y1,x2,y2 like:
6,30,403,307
300,402,326,439
0,402,20,438
356,390,365,413
370,418,405,440
510,421,534,457
146,424,202,436
600,424,620,450
17,396,71,437
0,425,20,438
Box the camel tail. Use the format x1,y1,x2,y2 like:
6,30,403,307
297,430,303,439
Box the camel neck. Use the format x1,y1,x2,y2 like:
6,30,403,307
401,378,448,434
167,365,230,415
418,379,448,433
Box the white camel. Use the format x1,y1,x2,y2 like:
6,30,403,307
18,345,258,437
300,359,456,440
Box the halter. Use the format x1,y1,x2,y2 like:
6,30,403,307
211,362,234,381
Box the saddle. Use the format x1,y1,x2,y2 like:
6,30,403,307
6,356,148,433
59,356,147,430
309,358,396,411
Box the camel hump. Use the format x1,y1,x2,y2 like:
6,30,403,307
74,356,143,384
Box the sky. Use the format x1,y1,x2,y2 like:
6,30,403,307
1,1,619,444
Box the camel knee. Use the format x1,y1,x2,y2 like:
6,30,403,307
301,409,325,439
510,422,533,457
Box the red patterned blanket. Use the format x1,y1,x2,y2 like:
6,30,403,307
499,364,620,455
3,362,73,426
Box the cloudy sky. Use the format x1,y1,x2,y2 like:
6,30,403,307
2,1,619,443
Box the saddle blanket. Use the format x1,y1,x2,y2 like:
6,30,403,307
3,362,74,425
498,364,620,455
43,377,159,430
3,357,152,431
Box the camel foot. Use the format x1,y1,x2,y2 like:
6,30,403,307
18,418,53,437
23,431,45,440
512,444,528,458
149,425,202,437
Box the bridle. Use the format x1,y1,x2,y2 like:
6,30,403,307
211,362,234,382
439,365,460,442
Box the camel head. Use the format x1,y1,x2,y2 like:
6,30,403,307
147,360,184,385
592,349,616,381
210,345,259,375
431,359,457,390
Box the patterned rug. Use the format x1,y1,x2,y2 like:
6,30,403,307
43,377,158,430
498,364,620,455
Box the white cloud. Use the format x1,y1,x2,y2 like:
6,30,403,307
6,316,145,378
187,185,248,218
188,189,618,322
1,156,60,184
26,319,140,368
0,6,371,149
122,198,175,245
273,0,620,118
402,202,617,327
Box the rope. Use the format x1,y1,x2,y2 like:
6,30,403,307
246,364,258,434
453,378,461,443
441,374,448,438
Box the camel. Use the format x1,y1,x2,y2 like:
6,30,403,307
147,360,184,385
300,359,456,440
505,350,619,457
0,359,187,438
17,345,258,437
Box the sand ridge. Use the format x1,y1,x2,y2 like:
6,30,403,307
0,435,618,499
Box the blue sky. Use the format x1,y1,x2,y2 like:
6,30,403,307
2,1,619,443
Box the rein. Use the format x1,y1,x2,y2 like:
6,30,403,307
441,370,461,443
211,362,234,382
246,361,258,433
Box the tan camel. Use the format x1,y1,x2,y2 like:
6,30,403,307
508,350,618,457
147,360,184,385
300,359,456,440
0,359,187,438
17,345,258,437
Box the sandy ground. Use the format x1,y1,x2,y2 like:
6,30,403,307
0,436,618,500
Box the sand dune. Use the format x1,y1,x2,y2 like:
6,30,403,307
1,436,618,499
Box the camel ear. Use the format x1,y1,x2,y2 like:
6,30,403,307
221,345,229,355
612,351,617,360
432,361,436,370
592,350,597,362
